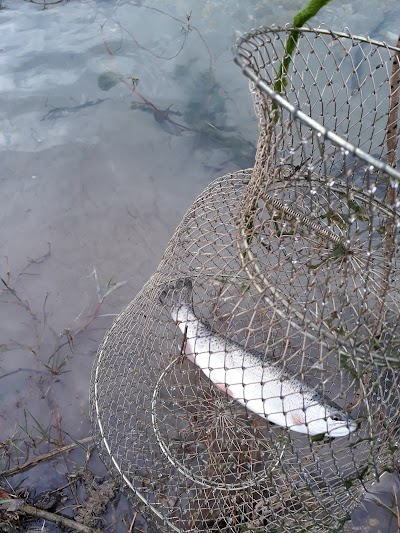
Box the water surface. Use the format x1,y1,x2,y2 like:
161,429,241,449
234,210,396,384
1,0,400,530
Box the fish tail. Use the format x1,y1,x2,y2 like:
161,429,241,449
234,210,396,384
159,278,193,309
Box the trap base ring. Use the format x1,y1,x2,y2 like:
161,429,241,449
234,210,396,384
151,354,285,491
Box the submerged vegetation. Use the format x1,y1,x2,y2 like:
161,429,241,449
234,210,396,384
97,1,256,169
23,0,66,7
173,65,256,168
4,0,400,531
0,249,127,531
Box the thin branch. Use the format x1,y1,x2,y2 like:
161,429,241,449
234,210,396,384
128,512,138,533
99,2,211,134
393,487,400,531
24,0,64,4
1,436,93,478
20,243,51,274
129,1,213,72
21,502,100,533
0,277,25,305
0,367,48,381
382,34,400,282
386,36,400,171
114,8,190,62
346,36,400,414
0,244,51,362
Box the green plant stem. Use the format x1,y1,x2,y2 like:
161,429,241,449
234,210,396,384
274,0,332,93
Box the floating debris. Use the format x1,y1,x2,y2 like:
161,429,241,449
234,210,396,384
97,71,124,91
40,99,106,121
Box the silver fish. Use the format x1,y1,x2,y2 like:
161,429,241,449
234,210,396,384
160,279,357,438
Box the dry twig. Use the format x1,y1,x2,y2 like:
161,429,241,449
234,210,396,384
128,511,138,533
1,436,93,478
344,36,400,415
0,486,100,533
21,502,101,533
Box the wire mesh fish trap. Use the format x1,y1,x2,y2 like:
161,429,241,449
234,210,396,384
90,26,400,532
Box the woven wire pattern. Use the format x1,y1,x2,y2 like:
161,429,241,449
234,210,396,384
90,27,400,532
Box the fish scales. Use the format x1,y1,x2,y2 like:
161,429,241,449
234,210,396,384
160,279,357,438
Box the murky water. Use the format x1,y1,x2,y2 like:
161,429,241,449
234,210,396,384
1,0,400,531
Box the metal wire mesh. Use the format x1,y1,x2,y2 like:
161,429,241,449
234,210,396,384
90,26,400,532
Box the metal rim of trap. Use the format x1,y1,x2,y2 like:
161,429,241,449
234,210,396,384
90,26,400,532
233,24,400,367
233,24,400,184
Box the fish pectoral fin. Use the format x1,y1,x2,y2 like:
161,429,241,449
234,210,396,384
214,382,235,398
288,410,306,426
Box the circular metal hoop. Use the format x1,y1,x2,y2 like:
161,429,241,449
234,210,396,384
90,27,400,532
236,171,400,366
234,25,400,183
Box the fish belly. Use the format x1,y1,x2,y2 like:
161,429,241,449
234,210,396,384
176,313,308,430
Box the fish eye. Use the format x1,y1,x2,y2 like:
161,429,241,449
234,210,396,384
330,414,343,422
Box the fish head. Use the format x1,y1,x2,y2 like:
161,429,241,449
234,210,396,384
171,304,193,325
288,403,357,437
159,279,195,323
159,279,193,308
324,408,358,437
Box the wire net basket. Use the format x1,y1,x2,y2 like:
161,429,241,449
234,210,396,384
90,26,400,532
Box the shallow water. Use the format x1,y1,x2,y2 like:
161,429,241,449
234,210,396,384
1,0,400,531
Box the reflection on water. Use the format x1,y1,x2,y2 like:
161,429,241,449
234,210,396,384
1,0,400,530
